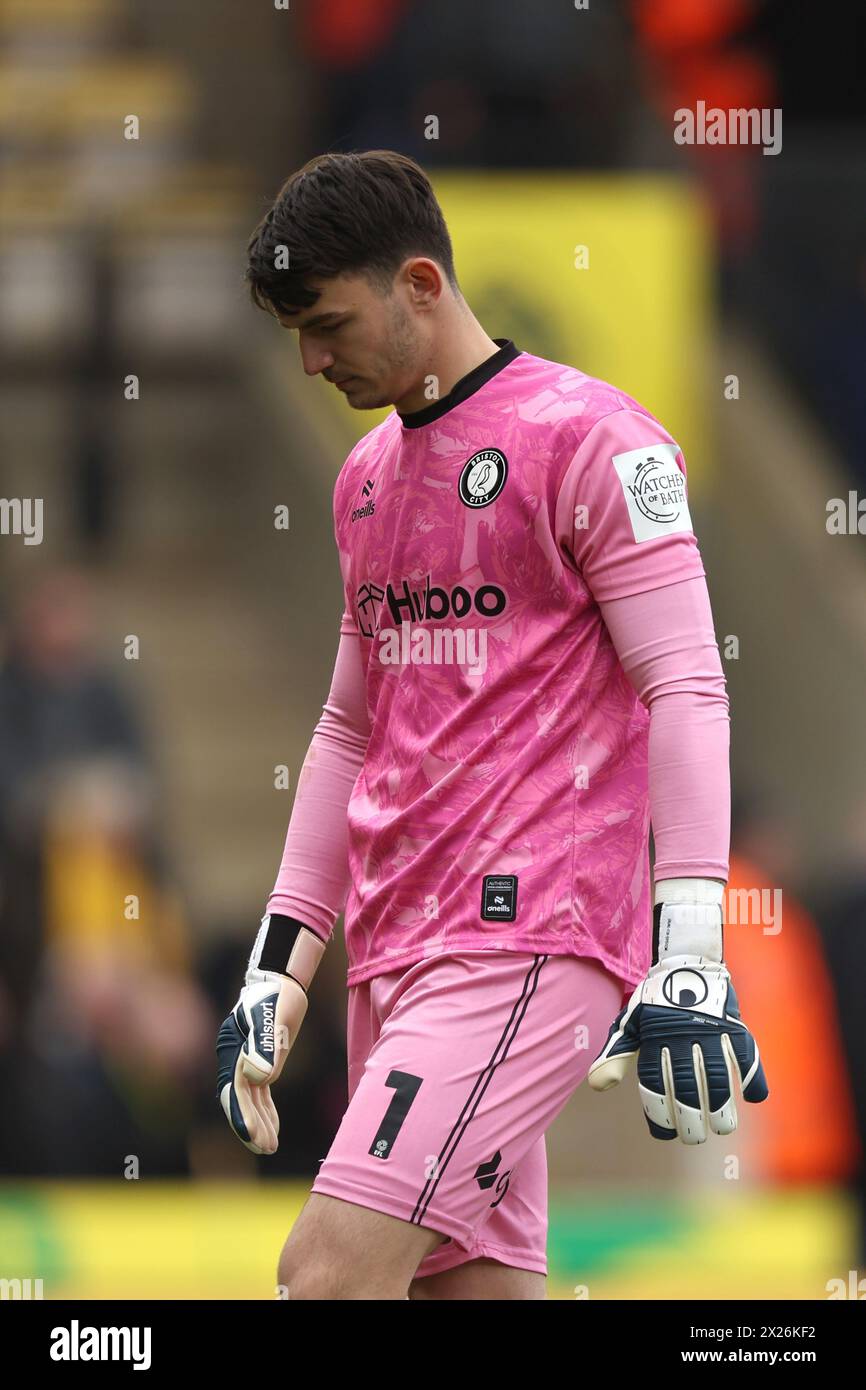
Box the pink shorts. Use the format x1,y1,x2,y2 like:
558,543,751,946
311,949,622,1281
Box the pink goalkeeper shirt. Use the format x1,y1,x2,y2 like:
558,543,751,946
267,340,730,993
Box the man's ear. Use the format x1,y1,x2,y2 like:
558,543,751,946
403,257,444,310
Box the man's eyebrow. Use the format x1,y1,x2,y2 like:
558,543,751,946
286,310,347,330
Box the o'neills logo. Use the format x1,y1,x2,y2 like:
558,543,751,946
351,477,376,523
351,498,375,523
628,457,687,524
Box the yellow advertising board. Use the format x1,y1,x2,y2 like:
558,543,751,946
330,174,712,490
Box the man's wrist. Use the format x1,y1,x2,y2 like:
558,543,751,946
653,877,725,908
246,913,327,993
652,879,725,965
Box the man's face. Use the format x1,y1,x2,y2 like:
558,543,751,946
276,269,427,410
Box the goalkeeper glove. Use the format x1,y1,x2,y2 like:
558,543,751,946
587,879,769,1144
216,914,325,1155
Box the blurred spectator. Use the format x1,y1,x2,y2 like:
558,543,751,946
0,568,149,1023
0,567,212,1176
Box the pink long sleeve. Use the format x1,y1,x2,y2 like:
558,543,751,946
598,574,730,883
265,617,371,939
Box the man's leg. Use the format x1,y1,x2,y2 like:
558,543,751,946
277,1191,445,1300
408,1257,546,1300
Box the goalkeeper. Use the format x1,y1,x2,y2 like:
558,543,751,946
217,149,768,1300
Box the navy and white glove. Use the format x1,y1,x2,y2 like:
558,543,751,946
216,914,325,1155
588,879,769,1144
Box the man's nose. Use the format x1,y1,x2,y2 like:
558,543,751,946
299,341,335,377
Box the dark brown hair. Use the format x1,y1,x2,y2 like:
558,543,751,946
246,150,459,317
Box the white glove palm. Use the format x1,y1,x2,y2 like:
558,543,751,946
588,885,769,1144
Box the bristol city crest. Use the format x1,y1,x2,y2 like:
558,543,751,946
458,449,508,508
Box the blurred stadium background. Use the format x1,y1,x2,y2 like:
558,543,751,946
1,0,864,1300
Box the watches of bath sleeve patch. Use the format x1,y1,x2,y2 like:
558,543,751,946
555,408,707,602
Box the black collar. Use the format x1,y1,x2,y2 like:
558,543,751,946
398,338,521,429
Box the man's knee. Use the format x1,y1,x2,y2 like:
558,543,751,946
279,1251,401,1301
278,1247,340,1300
277,1227,338,1300
276,1209,410,1300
